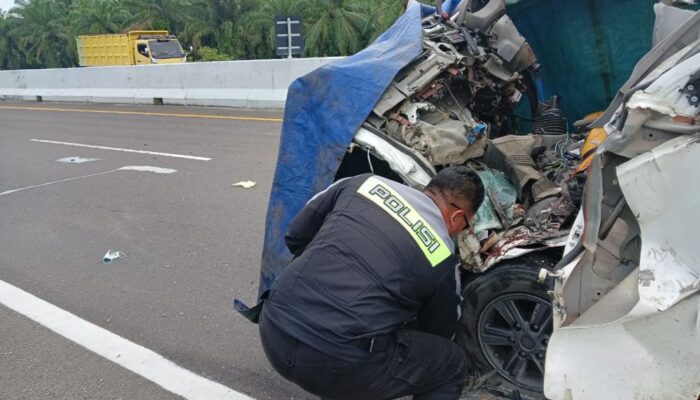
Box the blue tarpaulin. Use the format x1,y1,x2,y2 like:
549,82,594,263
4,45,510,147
420,0,462,16
256,1,424,298
508,0,658,120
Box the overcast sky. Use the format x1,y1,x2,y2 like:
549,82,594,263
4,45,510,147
0,0,15,12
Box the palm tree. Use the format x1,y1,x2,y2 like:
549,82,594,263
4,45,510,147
0,11,25,69
0,0,405,68
182,0,246,59
11,0,76,68
69,0,133,35
123,0,191,33
363,0,404,42
303,0,372,57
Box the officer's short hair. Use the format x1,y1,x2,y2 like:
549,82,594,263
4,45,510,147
425,166,484,211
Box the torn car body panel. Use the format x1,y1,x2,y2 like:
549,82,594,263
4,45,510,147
544,293,700,400
619,135,700,312
545,7,700,399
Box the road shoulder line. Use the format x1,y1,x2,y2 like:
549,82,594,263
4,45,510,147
0,279,255,400
0,105,283,122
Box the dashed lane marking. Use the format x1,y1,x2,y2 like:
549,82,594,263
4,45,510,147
31,139,212,161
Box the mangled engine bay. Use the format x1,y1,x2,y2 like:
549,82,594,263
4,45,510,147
350,0,582,271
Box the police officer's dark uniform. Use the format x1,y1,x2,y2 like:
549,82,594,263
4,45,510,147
260,174,468,400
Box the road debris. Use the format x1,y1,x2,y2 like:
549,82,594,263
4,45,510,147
56,156,99,164
102,250,125,264
232,181,256,189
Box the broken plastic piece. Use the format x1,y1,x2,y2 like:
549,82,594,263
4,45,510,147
102,250,125,264
232,181,256,189
468,122,488,144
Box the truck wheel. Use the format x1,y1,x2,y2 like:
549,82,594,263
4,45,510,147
458,257,555,399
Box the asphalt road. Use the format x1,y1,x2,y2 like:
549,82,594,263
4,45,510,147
0,102,313,400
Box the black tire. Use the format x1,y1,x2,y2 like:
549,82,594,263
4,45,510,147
458,256,555,399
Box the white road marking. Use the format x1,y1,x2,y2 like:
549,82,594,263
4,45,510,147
0,169,119,197
56,156,100,164
119,165,177,174
31,139,212,161
0,166,177,197
0,279,255,400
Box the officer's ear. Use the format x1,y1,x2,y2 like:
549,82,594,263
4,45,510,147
447,207,463,226
441,203,464,237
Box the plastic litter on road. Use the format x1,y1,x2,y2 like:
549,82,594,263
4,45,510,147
232,181,256,189
102,250,126,264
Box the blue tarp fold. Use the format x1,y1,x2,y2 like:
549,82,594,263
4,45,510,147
256,2,424,298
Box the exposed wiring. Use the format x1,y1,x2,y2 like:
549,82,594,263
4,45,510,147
553,117,580,161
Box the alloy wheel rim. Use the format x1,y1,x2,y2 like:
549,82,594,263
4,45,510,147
477,293,553,392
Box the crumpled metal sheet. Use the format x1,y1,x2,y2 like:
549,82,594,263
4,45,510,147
372,40,463,117
525,195,578,234
370,2,537,170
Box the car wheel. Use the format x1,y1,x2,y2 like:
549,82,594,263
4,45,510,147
458,256,555,399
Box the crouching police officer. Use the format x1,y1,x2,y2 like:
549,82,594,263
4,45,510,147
260,166,484,400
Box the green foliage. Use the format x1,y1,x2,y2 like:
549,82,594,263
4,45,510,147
195,45,231,61
10,0,77,68
69,0,132,35
304,0,371,57
0,0,406,70
0,11,25,69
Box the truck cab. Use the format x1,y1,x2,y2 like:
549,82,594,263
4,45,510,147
129,31,186,65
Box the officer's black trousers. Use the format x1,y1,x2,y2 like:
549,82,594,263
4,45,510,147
260,312,468,400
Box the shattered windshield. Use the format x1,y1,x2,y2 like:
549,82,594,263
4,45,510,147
148,40,185,59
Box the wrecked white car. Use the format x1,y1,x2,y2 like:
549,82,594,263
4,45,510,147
254,1,698,399
337,1,700,399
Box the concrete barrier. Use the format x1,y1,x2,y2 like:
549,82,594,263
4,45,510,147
0,57,342,109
